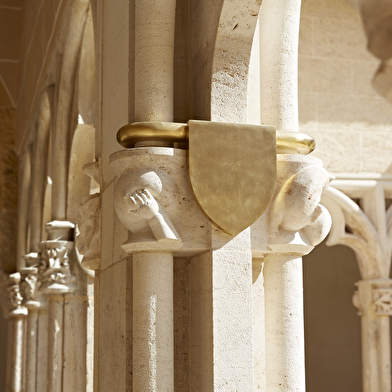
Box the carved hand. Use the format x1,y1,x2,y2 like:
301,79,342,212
129,189,160,221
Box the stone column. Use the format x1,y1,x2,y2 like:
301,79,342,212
26,250,49,392
107,0,178,388
133,252,175,390
39,221,76,392
20,267,40,392
262,155,332,391
0,271,28,392
134,0,176,122
258,0,331,390
110,148,183,391
353,280,392,392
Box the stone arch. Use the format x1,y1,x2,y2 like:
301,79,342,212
49,0,91,220
320,185,392,392
321,186,387,280
188,0,262,121
210,0,262,122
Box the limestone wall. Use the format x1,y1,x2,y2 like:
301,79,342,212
299,0,392,174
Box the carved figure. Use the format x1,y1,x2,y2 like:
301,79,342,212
269,163,332,246
114,170,181,243
77,194,101,261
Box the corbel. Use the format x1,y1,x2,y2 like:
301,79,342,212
114,120,315,237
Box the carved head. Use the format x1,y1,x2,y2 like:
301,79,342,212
269,162,332,246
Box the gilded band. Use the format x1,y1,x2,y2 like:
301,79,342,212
117,122,315,155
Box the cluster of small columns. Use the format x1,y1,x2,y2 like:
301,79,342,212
96,0,334,390
0,220,93,392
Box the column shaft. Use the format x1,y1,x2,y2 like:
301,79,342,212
133,252,174,391
361,315,391,392
259,0,302,132
6,315,25,392
264,254,306,392
134,0,176,122
47,295,64,392
36,308,49,392
25,310,38,392
190,231,254,391
63,294,89,392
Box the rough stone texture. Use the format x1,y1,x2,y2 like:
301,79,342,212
0,108,17,273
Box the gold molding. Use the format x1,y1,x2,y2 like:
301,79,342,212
117,122,315,154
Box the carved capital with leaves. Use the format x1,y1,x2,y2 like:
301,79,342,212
353,279,392,316
39,241,76,294
0,271,27,318
20,267,40,310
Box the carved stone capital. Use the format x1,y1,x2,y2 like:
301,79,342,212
39,240,76,294
38,220,76,294
0,271,27,318
110,148,185,253
353,279,392,316
266,155,332,255
20,267,40,310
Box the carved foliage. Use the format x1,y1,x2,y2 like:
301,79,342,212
20,273,37,302
39,243,76,293
0,271,27,318
353,279,392,316
373,289,392,315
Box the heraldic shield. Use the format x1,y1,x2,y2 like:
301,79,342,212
188,120,277,236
